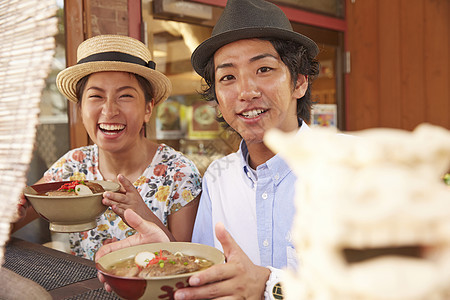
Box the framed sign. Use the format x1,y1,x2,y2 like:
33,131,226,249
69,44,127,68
156,98,185,139
311,104,337,128
187,101,221,139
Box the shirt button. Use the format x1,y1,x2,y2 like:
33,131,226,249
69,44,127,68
285,231,292,242
263,240,269,247
274,173,279,180
262,192,268,199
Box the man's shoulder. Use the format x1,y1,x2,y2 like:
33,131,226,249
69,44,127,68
204,151,242,178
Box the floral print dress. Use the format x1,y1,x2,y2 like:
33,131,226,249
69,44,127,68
44,144,202,260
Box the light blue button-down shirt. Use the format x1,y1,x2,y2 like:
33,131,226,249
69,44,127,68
192,123,309,270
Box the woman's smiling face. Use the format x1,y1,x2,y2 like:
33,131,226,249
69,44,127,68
80,71,152,153
213,39,307,145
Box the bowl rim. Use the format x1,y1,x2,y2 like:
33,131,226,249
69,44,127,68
24,180,120,198
96,242,225,281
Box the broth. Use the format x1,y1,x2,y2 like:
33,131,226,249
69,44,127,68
38,181,104,196
107,250,214,278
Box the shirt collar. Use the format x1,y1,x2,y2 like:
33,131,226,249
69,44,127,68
239,140,256,186
239,120,310,185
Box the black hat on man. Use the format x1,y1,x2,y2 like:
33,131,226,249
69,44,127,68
191,0,319,77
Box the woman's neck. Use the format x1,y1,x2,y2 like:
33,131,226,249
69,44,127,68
98,138,158,183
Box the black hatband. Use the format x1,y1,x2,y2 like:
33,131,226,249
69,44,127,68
77,51,156,69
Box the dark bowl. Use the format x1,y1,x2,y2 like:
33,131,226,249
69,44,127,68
96,242,225,300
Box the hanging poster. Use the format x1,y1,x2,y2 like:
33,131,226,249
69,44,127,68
311,104,337,128
187,101,221,139
156,98,185,139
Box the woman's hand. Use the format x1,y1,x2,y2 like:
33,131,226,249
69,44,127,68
102,174,175,240
15,193,30,223
174,223,271,300
11,178,44,232
96,209,170,292
11,194,39,233
102,174,149,221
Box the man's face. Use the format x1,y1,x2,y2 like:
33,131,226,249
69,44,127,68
213,39,308,145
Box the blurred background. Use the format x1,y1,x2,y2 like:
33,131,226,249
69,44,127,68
13,0,449,245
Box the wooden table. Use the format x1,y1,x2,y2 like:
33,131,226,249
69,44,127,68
2,237,120,299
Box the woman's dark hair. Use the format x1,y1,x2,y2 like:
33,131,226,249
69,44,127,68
75,73,154,106
201,38,320,127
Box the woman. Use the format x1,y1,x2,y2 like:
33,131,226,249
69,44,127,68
14,35,201,260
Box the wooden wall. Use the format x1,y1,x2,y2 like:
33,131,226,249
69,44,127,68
64,0,132,149
85,0,129,37
345,0,449,131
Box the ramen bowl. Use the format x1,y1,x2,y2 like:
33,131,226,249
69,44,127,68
23,180,120,232
96,242,225,300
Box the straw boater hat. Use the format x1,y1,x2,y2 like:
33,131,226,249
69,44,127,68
191,0,319,77
56,35,171,105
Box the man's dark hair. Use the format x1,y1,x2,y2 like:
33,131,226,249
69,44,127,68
200,38,320,127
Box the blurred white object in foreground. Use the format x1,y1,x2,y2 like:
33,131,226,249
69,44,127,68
265,123,450,300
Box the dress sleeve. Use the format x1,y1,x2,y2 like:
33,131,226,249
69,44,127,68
167,155,202,213
43,152,70,182
191,176,214,247
43,147,92,182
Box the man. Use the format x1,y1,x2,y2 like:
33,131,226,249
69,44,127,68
97,0,319,299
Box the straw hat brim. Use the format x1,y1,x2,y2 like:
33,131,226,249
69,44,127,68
56,61,172,105
191,27,319,77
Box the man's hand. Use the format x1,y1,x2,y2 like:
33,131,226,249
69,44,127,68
96,209,170,292
95,209,169,261
174,222,270,299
